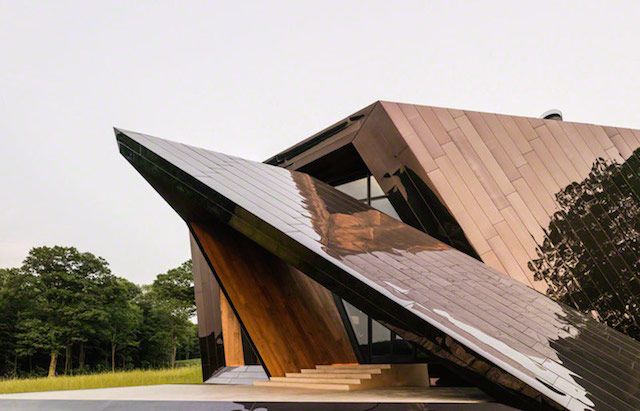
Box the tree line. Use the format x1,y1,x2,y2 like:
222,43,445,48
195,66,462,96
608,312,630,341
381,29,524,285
0,246,199,378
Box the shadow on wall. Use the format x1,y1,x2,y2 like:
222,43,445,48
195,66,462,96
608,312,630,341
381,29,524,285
529,148,640,340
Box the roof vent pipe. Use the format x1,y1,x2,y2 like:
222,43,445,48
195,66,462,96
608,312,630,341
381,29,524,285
541,109,563,121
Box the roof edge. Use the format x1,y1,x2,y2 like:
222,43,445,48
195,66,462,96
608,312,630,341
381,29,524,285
264,101,379,165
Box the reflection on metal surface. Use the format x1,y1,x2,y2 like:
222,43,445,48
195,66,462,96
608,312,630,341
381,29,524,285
343,101,640,303
190,233,233,378
116,129,640,410
529,150,640,340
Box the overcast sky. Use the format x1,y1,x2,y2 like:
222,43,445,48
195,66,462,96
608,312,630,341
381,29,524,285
2,1,640,284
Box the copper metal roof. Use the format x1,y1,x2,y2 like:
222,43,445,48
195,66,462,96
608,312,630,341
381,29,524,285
117,128,640,410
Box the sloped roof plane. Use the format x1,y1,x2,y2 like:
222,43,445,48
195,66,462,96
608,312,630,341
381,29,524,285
117,128,640,411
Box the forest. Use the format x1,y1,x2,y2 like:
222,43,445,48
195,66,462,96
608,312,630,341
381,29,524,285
0,246,198,378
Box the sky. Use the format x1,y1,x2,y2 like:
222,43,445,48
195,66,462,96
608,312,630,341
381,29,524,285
2,1,640,284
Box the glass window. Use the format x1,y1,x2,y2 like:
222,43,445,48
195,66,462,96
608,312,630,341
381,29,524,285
371,198,401,220
335,177,368,201
371,319,392,356
369,176,385,198
344,301,368,346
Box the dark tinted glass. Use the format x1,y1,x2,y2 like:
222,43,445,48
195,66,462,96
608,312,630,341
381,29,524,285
392,335,413,356
371,320,391,356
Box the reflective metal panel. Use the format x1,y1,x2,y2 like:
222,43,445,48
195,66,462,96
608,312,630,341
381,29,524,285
350,102,640,344
117,129,640,411
190,234,225,379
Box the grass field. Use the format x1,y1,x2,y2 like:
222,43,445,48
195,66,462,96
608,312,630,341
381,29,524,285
0,365,202,394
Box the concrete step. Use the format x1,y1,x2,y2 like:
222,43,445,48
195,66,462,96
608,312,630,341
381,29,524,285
254,363,429,391
285,372,375,379
300,368,383,375
315,364,391,370
253,380,351,390
270,376,363,385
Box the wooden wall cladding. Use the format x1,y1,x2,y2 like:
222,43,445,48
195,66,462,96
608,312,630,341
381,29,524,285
353,101,640,293
220,291,244,366
190,221,357,377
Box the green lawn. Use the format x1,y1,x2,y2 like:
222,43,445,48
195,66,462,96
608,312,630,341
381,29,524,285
0,365,202,394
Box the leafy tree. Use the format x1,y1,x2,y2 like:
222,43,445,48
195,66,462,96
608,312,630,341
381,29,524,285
99,277,142,372
147,260,195,367
177,322,200,361
135,286,174,368
19,246,112,376
529,148,640,339
152,260,195,316
0,268,35,377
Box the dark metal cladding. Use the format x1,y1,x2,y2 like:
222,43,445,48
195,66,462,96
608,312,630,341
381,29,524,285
115,128,640,411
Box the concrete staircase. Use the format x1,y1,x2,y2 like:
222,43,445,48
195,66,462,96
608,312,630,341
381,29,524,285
253,363,428,391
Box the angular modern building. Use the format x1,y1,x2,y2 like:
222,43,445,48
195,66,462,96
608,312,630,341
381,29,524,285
116,101,640,411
